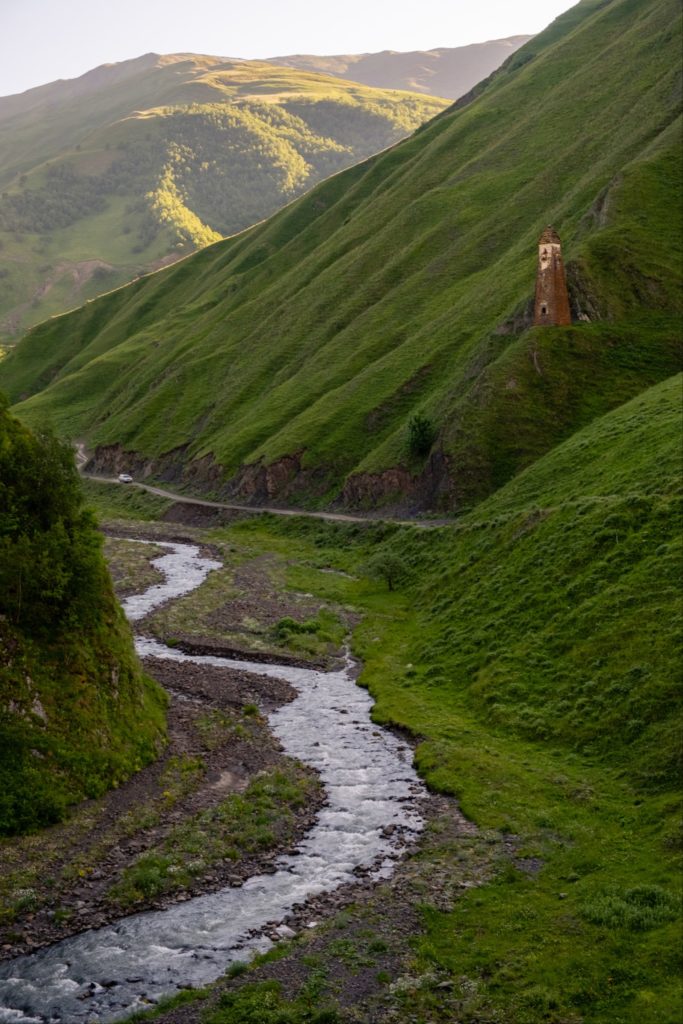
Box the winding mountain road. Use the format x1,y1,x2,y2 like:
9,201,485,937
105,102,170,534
75,444,445,528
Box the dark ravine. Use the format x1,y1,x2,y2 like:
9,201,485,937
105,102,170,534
0,539,427,1022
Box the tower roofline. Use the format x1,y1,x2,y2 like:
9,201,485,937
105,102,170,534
539,225,562,244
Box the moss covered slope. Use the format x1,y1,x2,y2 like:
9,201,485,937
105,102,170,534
0,397,166,835
1,0,681,513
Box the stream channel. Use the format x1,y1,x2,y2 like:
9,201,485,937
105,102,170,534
0,540,426,1022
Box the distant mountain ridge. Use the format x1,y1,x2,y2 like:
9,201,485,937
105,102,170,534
0,38,534,343
265,36,532,99
2,0,679,517
0,53,162,120
0,54,448,344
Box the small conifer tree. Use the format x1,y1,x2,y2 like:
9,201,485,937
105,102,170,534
407,413,436,457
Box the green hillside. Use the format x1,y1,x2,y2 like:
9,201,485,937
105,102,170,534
367,373,682,789
0,397,166,835
1,0,681,516
357,373,683,1021
200,372,680,1022
0,55,447,345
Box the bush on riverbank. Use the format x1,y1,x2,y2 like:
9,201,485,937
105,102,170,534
0,395,166,835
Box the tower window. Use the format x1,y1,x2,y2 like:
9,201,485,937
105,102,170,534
541,304,548,315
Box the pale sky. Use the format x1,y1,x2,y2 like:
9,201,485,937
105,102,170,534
0,0,577,98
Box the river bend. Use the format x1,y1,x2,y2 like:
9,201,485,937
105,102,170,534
0,540,425,1022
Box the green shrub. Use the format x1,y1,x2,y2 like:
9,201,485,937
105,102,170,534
580,885,680,931
273,611,344,651
275,616,319,640
407,413,437,458
365,551,409,591
206,979,340,1024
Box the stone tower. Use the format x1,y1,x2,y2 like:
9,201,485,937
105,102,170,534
534,226,571,326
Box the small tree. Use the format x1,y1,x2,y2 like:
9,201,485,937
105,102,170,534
407,413,436,458
366,551,409,592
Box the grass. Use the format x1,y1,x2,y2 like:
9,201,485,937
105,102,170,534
203,980,341,1023
1,2,680,1018
82,477,173,520
0,632,167,833
127,977,340,1024
0,752,203,930
133,530,349,662
104,536,167,593
0,57,446,344
107,764,320,907
169,375,680,1023
272,611,346,657
2,0,680,516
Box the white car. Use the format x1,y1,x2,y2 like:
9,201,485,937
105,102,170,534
118,473,134,483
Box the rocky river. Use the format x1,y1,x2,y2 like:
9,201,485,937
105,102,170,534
0,540,426,1022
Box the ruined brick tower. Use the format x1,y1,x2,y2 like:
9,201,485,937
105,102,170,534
534,226,571,326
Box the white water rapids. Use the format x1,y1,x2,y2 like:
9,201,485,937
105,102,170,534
0,541,426,1023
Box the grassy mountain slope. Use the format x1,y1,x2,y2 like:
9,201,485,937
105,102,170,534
0,398,166,835
218,372,680,1021
1,0,681,515
265,36,532,99
375,373,682,787
0,55,446,345
357,373,683,1021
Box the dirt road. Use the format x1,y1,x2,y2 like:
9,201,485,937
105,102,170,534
75,443,445,528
